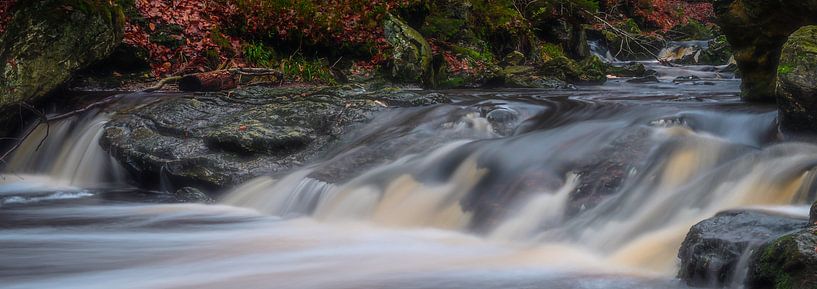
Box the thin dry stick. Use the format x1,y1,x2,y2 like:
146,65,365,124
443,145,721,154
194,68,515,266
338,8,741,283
582,9,671,66
142,68,283,92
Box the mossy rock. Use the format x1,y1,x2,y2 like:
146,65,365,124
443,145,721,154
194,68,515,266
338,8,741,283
383,14,433,86
608,62,647,77
777,26,817,134
0,0,125,131
748,228,817,289
541,56,607,85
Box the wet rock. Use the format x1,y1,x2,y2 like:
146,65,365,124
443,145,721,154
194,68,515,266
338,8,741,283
485,107,519,136
102,86,450,189
747,227,817,289
678,210,808,287
777,26,817,134
608,62,647,78
627,75,660,84
541,56,607,85
713,0,817,101
499,65,568,88
0,0,125,132
568,127,653,216
811,201,817,225
673,76,702,84
383,14,433,85
174,187,214,204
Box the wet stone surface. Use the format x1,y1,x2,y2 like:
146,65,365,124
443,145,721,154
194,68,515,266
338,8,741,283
678,210,808,287
102,86,450,189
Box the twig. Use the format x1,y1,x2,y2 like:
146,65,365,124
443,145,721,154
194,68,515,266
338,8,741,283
142,68,283,92
19,103,48,152
143,76,183,92
581,8,671,66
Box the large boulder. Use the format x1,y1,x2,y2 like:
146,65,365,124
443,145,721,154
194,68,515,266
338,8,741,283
748,228,817,289
678,210,809,287
383,14,433,85
713,0,817,101
777,26,817,134
0,0,125,131
102,86,450,189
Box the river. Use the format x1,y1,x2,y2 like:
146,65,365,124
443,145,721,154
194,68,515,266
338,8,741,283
0,60,814,289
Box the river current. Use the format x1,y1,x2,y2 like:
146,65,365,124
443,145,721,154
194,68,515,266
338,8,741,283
1,61,814,289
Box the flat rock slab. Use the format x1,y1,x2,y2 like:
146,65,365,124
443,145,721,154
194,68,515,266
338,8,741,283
102,86,449,189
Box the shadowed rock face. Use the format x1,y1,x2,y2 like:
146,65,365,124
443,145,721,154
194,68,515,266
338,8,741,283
713,0,817,102
0,0,124,133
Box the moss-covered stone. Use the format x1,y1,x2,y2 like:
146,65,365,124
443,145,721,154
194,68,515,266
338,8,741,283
748,228,817,289
608,62,647,77
777,26,817,134
541,55,607,85
383,14,433,86
0,0,125,131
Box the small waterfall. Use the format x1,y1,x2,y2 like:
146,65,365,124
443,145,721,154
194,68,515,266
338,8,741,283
3,113,127,188
589,39,619,63
223,103,815,275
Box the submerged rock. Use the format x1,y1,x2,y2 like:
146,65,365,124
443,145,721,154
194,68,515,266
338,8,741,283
102,86,450,189
627,75,660,84
777,26,817,134
174,187,214,204
748,227,817,289
0,0,124,132
678,210,808,287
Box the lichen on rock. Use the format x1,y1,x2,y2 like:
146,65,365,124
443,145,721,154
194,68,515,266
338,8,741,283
0,0,124,132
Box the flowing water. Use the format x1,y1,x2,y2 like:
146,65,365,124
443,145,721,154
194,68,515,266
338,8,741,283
1,64,815,289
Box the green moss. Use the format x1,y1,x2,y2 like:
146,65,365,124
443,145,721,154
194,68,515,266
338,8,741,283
451,45,494,62
622,18,641,34
420,16,466,42
437,76,468,88
778,64,794,75
539,43,566,62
